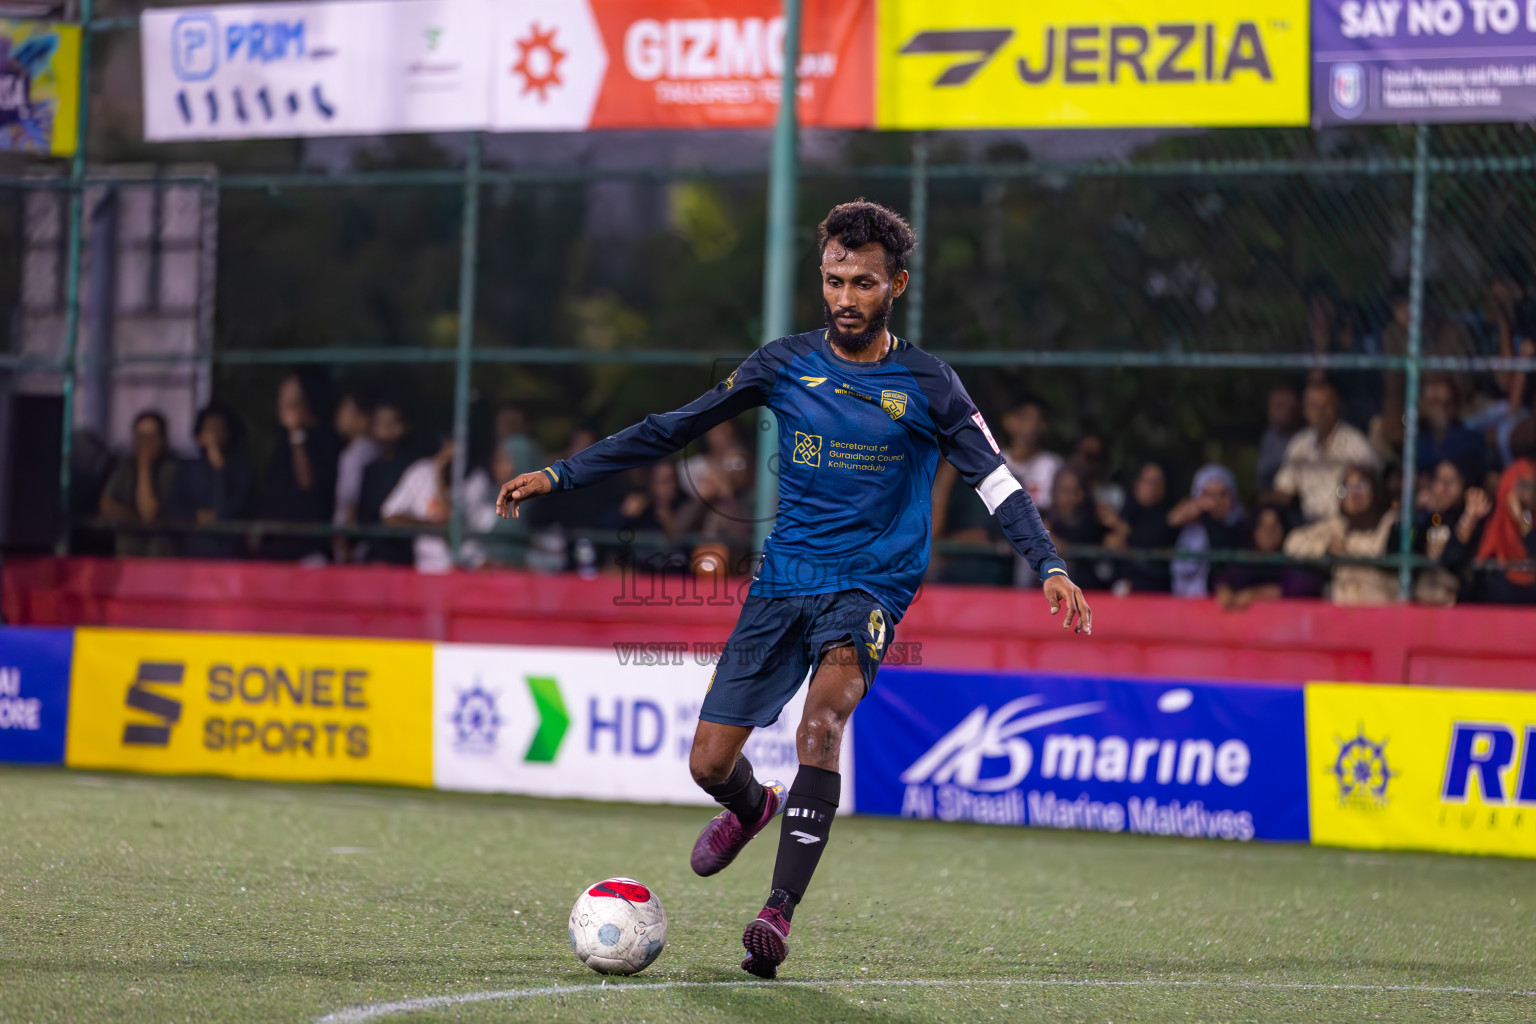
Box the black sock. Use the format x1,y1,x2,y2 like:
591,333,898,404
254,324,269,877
701,755,766,824
769,765,840,921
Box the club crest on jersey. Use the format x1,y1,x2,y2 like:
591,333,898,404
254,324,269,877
880,390,908,420
793,432,822,467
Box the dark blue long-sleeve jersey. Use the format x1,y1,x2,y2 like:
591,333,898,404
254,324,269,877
541,330,1068,621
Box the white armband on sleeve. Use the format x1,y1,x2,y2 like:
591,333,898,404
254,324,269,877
975,463,1023,515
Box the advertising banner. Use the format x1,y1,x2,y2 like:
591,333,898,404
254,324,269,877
1308,683,1536,858
0,627,74,765
490,0,873,131
141,0,491,141
1314,0,1536,125
0,21,80,156
876,0,1310,129
854,668,1309,842
66,628,433,786
432,643,841,806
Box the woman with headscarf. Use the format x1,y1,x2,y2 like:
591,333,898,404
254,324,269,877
1169,463,1246,598
1468,458,1536,604
1282,465,1399,605
1113,460,1178,593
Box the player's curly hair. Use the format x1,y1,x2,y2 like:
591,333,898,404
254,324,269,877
817,199,917,275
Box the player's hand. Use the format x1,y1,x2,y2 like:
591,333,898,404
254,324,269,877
1044,574,1092,635
496,471,552,519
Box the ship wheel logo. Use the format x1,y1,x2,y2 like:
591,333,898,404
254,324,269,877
513,23,566,102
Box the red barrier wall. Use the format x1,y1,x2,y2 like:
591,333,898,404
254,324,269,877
5,556,1535,688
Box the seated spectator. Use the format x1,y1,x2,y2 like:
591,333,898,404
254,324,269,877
1211,504,1308,611
1272,379,1380,522
1256,385,1302,492
1416,375,1490,483
1068,428,1121,509
262,372,341,563
929,461,1011,587
1414,458,1471,605
621,461,691,542
680,421,751,503
332,390,379,562
1283,466,1399,606
381,436,497,573
495,402,546,481
100,410,179,557
174,403,256,560
1379,288,1477,449
357,398,417,565
1044,466,1127,590
1112,460,1177,594
1170,463,1246,599
1001,399,1062,511
1466,458,1536,604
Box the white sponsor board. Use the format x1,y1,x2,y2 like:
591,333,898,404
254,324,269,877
432,643,854,809
489,0,607,132
142,0,490,141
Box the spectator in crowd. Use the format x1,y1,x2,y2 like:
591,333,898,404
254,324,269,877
620,460,691,542
1256,385,1302,493
1044,465,1127,589
1378,289,1477,450
1415,374,1490,482
262,372,341,562
1212,504,1292,611
381,435,498,573
1001,399,1062,511
332,390,379,562
495,403,545,481
1467,458,1536,604
1170,463,1246,599
1283,466,1399,605
930,461,1011,586
1112,460,1177,594
1414,458,1472,605
356,398,417,565
526,426,631,573
1068,428,1121,509
1272,379,1380,522
680,421,751,502
174,403,256,560
100,410,179,557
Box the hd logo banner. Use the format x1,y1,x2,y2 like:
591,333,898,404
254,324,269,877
66,628,432,786
1307,683,1536,859
854,668,1309,842
432,643,822,805
877,0,1309,129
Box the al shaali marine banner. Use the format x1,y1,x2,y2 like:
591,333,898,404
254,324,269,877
876,0,1310,129
66,627,433,787
1307,683,1536,859
0,20,80,156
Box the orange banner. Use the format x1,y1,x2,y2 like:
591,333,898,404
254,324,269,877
492,0,873,131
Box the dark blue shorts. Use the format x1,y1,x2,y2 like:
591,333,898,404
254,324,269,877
699,589,896,729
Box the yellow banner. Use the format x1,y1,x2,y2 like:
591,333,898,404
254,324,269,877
67,628,433,787
1307,683,1536,859
877,0,1308,130
0,20,81,157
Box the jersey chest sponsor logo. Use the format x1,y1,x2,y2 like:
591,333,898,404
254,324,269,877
793,432,822,467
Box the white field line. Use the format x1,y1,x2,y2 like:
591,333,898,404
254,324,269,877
317,977,1536,1023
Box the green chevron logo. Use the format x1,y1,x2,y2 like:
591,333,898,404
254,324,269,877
523,676,569,763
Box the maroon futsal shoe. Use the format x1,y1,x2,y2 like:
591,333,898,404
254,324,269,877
689,780,786,877
740,906,792,979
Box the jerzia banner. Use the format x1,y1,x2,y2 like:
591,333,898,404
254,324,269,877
853,668,1310,842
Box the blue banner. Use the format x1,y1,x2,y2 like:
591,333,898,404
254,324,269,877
854,668,1309,842
0,627,74,764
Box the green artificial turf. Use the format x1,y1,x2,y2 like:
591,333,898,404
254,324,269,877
1,766,1532,1023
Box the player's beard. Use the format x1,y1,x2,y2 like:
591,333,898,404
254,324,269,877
824,294,893,354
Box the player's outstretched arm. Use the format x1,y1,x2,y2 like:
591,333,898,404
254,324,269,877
496,470,553,519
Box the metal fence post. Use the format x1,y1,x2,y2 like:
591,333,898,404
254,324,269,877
57,0,95,555
753,0,802,553
1398,123,1430,599
906,132,928,347
449,133,482,559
